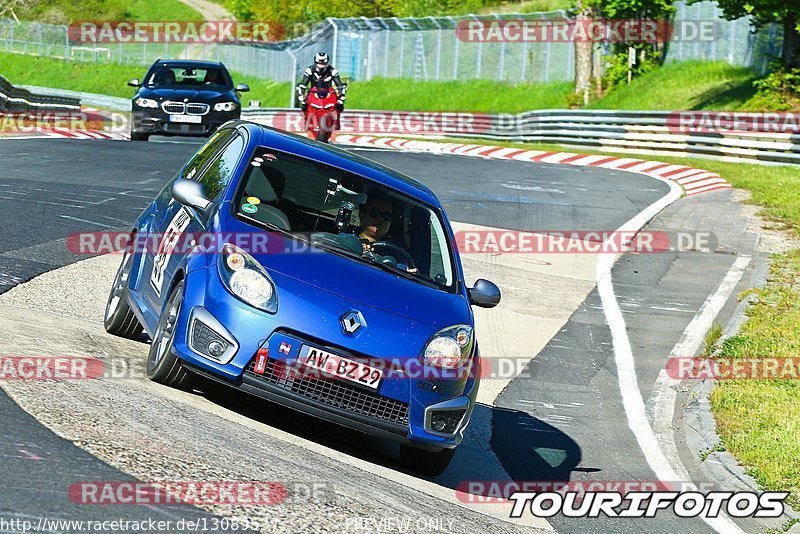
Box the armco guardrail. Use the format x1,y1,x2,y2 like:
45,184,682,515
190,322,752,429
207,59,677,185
242,108,800,165
0,75,80,112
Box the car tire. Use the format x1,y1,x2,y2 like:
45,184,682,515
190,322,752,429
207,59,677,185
400,444,456,477
130,131,150,141
146,280,196,391
104,249,144,339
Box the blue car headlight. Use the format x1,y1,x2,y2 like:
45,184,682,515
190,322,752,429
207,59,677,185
218,243,277,313
214,102,238,112
134,97,159,108
424,325,474,369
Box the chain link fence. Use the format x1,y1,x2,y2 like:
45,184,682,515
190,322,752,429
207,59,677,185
0,1,784,92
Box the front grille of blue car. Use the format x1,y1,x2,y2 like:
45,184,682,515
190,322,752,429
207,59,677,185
245,358,410,426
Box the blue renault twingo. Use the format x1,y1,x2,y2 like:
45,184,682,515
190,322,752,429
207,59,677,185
104,120,500,475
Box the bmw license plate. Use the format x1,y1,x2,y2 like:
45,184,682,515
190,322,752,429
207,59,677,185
299,345,382,390
169,114,202,123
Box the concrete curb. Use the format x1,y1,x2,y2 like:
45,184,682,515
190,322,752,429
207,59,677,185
681,253,800,528
334,134,732,197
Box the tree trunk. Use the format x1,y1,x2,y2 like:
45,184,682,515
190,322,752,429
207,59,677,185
781,15,800,69
574,2,593,105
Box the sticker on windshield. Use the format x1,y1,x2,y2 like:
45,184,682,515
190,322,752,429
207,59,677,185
264,153,277,161
250,161,262,167
246,196,261,205
253,157,264,163
241,203,258,214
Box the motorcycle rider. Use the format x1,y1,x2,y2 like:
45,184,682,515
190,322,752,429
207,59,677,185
296,52,347,112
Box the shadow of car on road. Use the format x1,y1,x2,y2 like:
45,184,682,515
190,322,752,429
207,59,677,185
192,380,582,498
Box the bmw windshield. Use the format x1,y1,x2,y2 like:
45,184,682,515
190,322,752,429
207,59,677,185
144,65,233,89
232,147,457,292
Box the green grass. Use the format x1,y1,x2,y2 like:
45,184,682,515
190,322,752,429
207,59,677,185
589,61,760,111
0,52,286,102
343,78,572,113
125,0,204,21
709,250,800,510
17,0,202,22
0,51,775,113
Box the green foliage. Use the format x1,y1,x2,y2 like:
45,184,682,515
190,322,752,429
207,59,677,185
601,47,660,93
588,0,674,19
225,0,254,21
232,0,492,29
707,0,794,27
10,0,202,23
747,65,800,111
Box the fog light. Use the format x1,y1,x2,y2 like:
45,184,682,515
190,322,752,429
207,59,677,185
431,413,448,432
208,340,225,358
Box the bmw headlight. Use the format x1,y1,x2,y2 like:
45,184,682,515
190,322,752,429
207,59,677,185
424,325,474,369
134,97,159,108
218,243,277,313
214,102,238,112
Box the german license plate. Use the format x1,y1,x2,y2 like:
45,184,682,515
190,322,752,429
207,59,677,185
169,114,202,123
299,345,382,390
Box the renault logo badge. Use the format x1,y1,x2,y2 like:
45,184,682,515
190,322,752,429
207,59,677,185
341,310,365,335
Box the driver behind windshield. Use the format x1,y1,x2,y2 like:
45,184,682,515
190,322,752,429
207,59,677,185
358,194,395,252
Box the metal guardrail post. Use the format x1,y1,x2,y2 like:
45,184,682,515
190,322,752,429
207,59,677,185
63,24,69,61
449,17,458,80
470,15,482,78
287,48,297,108
328,18,339,66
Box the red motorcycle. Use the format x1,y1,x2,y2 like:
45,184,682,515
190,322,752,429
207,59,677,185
304,87,340,143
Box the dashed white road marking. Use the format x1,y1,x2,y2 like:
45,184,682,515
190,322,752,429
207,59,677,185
58,215,116,229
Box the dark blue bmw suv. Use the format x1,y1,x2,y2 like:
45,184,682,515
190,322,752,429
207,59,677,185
128,59,250,141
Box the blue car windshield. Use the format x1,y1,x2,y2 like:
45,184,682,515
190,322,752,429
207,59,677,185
145,66,232,89
234,147,456,291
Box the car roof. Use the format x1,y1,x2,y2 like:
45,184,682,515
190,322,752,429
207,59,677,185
238,122,442,207
151,59,226,69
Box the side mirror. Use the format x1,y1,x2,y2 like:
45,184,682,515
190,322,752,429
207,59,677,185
127,78,140,87
468,279,501,308
172,179,211,214
235,83,250,92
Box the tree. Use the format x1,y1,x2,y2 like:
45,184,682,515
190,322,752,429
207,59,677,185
0,0,36,21
572,0,675,101
574,0,594,104
710,0,800,68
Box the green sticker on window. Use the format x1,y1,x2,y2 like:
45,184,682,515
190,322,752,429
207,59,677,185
241,203,258,214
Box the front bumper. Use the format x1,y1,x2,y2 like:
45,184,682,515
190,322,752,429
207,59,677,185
169,265,479,450
132,108,239,137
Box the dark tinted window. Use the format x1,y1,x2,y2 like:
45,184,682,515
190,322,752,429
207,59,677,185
182,129,233,182
197,133,244,200
145,65,232,88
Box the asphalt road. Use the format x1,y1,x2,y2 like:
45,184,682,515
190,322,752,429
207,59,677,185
0,137,761,533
